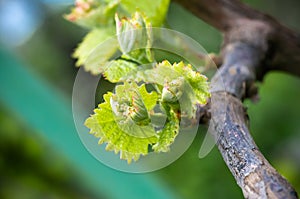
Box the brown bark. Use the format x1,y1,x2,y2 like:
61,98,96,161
174,0,300,198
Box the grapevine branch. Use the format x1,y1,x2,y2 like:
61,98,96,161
174,0,300,198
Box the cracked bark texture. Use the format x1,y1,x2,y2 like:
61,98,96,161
174,0,300,198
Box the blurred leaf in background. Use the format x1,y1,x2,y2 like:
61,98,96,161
0,106,101,199
0,1,100,198
0,0,44,47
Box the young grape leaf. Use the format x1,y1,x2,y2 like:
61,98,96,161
66,0,170,28
152,108,179,152
123,61,210,117
74,12,154,76
115,12,153,64
120,0,170,27
168,61,210,105
85,82,159,163
103,59,138,82
65,0,119,29
73,27,119,75
154,61,210,117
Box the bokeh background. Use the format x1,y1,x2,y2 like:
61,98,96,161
0,0,299,198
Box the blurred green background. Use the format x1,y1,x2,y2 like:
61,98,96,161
0,0,299,199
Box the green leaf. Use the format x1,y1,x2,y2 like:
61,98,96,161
115,12,153,63
152,108,179,152
138,83,158,110
65,0,119,29
123,60,210,118
120,0,170,26
170,61,210,105
125,60,210,104
85,82,159,163
157,61,210,116
66,0,170,28
161,77,185,103
103,60,137,82
73,27,119,75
